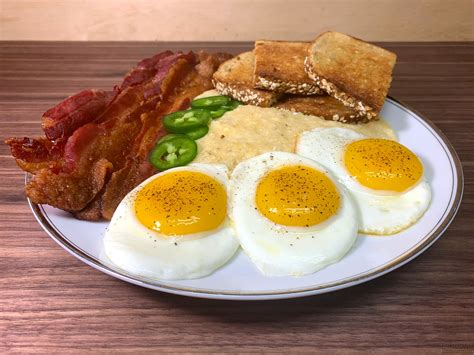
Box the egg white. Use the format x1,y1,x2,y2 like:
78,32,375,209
229,152,358,277
103,163,239,280
296,127,432,235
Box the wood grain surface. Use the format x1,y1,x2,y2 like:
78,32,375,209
1,42,473,353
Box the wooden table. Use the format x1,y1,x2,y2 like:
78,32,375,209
1,42,473,353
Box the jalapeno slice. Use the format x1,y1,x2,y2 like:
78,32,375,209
224,100,242,110
156,133,187,145
185,125,209,140
149,136,197,171
163,109,211,133
209,107,228,119
191,95,231,109
210,100,243,119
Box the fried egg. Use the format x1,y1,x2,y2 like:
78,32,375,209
229,152,358,277
296,127,431,235
103,163,239,280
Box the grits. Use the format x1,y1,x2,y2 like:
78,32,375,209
194,90,396,171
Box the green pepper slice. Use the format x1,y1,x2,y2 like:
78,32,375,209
210,100,243,119
225,100,242,110
163,109,211,133
156,133,187,145
185,125,209,140
191,95,231,109
149,136,197,171
209,107,228,119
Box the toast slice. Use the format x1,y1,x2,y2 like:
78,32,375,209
274,95,370,123
304,31,396,119
213,51,279,107
254,40,324,95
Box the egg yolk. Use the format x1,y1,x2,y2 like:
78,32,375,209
344,138,423,192
134,171,227,236
255,165,340,227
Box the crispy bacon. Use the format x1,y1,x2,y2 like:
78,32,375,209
40,51,183,141
25,54,193,212
42,89,115,140
99,60,195,219
26,158,113,211
195,52,234,78
119,51,173,90
99,52,233,219
6,50,233,220
5,137,66,173
6,137,65,163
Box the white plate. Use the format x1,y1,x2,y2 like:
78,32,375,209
28,98,463,300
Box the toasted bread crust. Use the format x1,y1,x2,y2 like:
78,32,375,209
255,75,323,95
304,58,377,119
254,40,324,95
213,81,278,107
306,31,396,116
274,95,372,123
213,51,279,107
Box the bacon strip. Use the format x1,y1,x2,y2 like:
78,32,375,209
6,137,64,163
5,137,66,173
99,60,197,219
42,89,116,140
6,50,233,220
119,51,173,90
25,54,194,212
40,51,178,141
99,52,233,219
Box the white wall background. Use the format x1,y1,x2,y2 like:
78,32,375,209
1,0,473,41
